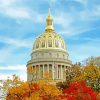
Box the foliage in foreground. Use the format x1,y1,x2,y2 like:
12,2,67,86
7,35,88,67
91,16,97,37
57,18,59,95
6,80,61,100
6,80,100,100
0,75,23,100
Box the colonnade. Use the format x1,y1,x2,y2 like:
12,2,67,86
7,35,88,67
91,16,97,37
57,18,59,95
28,64,70,81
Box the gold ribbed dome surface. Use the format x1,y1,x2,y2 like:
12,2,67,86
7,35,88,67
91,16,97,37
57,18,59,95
33,8,67,52
33,31,66,51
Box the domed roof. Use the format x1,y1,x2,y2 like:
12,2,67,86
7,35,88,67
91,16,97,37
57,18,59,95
33,9,67,52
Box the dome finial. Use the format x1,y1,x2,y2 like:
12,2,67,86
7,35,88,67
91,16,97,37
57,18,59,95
45,8,54,32
48,8,51,16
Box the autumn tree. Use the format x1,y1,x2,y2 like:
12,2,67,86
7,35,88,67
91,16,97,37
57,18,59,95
6,81,61,100
66,63,82,82
58,81,98,100
83,56,100,67
84,65,100,92
72,63,100,92
0,75,23,100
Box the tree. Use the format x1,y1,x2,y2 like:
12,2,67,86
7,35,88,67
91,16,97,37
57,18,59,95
59,81,98,100
66,64,82,82
72,63,100,92
83,56,100,67
0,75,23,100
83,65,100,92
6,81,61,100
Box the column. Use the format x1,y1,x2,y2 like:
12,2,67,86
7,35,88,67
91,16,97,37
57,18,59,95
57,65,58,79
36,65,38,80
35,66,36,79
61,65,63,79
52,64,54,80
43,64,44,78
64,65,66,80
40,65,43,79
39,65,40,79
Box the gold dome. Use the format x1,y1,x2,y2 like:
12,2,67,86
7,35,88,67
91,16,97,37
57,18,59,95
33,9,67,52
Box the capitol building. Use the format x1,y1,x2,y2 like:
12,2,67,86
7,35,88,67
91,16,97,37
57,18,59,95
27,9,72,82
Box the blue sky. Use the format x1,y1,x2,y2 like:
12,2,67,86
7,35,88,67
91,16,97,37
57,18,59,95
0,0,100,80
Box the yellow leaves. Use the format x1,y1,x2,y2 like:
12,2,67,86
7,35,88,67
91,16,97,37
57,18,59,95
2,74,23,95
30,92,41,100
83,65,100,79
71,64,100,83
44,71,52,80
42,84,61,97
7,80,61,100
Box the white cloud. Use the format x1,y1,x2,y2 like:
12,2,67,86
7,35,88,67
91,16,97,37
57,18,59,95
0,36,33,65
74,0,88,6
54,12,74,28
0,0,31,20
0,65,27,81
52,6,100,36
0,37,32,48
0,0,16,7
0,73,27,81
0,65,26,70
5,8,31,19
0,0,47,23
93,5,100,17
59,26,100,36
44,0,57,4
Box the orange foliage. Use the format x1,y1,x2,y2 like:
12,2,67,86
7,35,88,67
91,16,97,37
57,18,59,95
6,81,61,100
6,80,100,100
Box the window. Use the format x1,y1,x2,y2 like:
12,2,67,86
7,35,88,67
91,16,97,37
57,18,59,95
41,41,45,47
48,40,52,47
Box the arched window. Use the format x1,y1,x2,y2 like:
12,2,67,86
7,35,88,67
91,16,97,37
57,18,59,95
41,41,45,47
48,40,52,47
